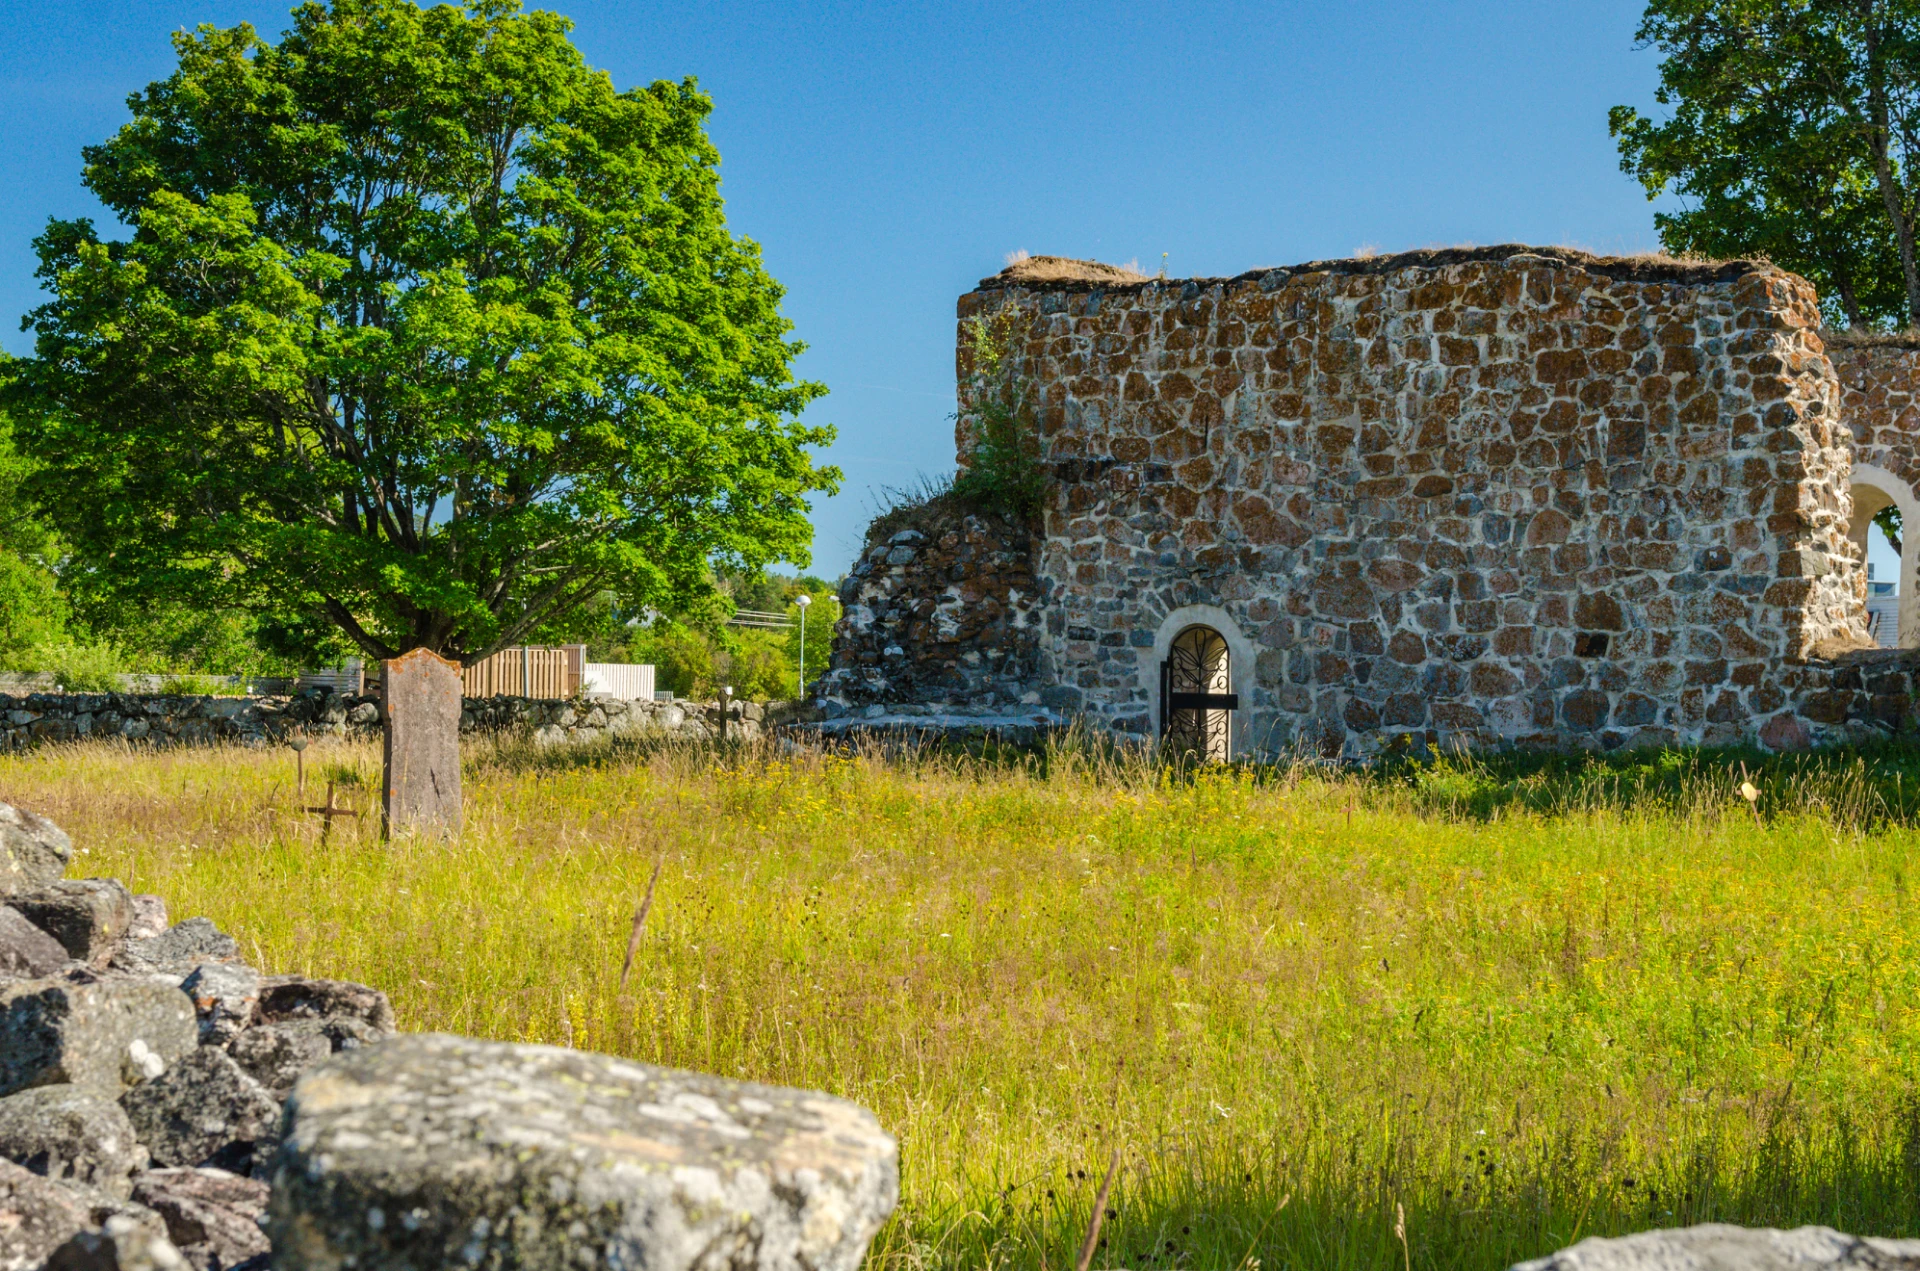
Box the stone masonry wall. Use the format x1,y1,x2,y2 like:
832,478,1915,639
943,247,1865,756
817,501,1044,714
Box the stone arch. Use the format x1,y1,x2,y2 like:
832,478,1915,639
1847,461,1920,648
1140,605,1258,758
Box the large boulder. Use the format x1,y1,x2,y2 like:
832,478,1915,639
0,804,71,900
9,881,135,966
0,907,70,979
130,1169,270,1271
226,1021,359,1102
118,1051,279,1174
1512,1225,1920,1271
0,1156,92,1271
0,979,197,1098
0,1085,147,1198
267,1033,898,1271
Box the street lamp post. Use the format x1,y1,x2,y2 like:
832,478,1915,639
796,594,812,702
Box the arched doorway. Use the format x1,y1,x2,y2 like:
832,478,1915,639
1848,462,1920,648
1160,625,1237,761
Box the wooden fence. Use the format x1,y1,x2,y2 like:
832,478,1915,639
459,645,584,699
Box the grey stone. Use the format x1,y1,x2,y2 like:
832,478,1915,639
118,1050,279,1173
130,1169,270,1271
0,1084,147,1198
267,1033,898,1271
255,976,394,1034
0,978,198,1098
45,1215,189,1271
9,881,135,965
1511,1225,1920,1271
125,899,168,943
0,906,70,979
0,1156,92,1271
112,922,239,977
382,648,462,838
226,1020,365,1102
176,967,258,1048
0,804,71,900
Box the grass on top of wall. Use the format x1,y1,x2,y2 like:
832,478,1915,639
3,733,1920,1271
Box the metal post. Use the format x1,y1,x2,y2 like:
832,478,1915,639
520,645,530,697
795,594,812,701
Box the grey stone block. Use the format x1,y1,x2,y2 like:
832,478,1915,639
125,899,168,942
0,803,71,900
45,1214,189,1271
1511,1225,1920,1271
0,1084,148,1198
0,1155,92,1271
268,1033,898,1271
226,1020,361,1102
119,1051,280,1174
177,967,258,1048
112,921,239,977
130,1169,270,1271
0,906,70,979
9,881,135,965
255,976,394,1035
0,979,197,1098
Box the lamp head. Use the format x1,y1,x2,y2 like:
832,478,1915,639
796,594,812,608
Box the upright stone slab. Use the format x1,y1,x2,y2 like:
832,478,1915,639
381,649,462,839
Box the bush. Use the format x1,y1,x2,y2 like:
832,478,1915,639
34,641,127,693
952,312,1046,519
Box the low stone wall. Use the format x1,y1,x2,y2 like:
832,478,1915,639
0,802,900,1271
0,690,771,750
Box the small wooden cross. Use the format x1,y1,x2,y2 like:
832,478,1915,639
304,781,364,842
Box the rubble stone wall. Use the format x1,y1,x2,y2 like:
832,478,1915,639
818,504,1046,712
934,247,1870,756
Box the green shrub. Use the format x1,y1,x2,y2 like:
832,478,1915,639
34,641,127,693
953,311,1047,518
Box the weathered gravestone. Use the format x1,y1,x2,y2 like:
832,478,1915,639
381,649,462,838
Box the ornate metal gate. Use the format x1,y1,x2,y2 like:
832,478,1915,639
1159,626,1237,761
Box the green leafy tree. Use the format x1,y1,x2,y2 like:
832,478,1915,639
11,0,836,666
1612,0,1920,327
0,411,68,666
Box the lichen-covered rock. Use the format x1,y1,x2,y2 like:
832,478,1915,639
0,804,71,900
1511,1224,1920,1271
112,921,239,978
255,976,393,1035
0,979,197,1098
0,1084,147,1198
0,1155,92,1271
267,1033,898,1271
130,1169,270,1271
9,881,135,965
44,1214,189,1271
225,1020,360,1102
118,1051,279,1174
0,906,70,979
177,967,258,1048
125,899,168,943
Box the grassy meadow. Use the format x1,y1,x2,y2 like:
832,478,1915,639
4,735,1920,1271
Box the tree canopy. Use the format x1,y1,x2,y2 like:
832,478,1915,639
10,0,836,666
1612,0,1920,328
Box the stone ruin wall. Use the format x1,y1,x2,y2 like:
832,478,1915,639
822,247,1895,756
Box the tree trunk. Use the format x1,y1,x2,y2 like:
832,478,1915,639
1863,14,1920,323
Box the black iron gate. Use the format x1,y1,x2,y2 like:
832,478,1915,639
1159,625,1237,761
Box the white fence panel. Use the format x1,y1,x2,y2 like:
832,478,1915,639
583,662,655,701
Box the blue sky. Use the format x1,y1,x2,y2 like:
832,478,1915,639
1,0,1901,582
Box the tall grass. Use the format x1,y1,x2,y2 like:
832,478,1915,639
4,735,1920,1271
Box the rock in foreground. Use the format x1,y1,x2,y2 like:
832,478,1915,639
268,1033,898,1271
1513,1224,1920,1271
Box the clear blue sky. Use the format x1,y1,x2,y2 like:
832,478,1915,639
1,0,1901,583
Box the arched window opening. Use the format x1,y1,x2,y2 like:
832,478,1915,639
1850,477,1909,648
1160,625,1237,761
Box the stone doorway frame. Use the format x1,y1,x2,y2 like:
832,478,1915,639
1140,605,1258,758
1848,461,1920,649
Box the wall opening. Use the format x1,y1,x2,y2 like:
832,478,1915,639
1848,463,1920,649
1160,625,1236,761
